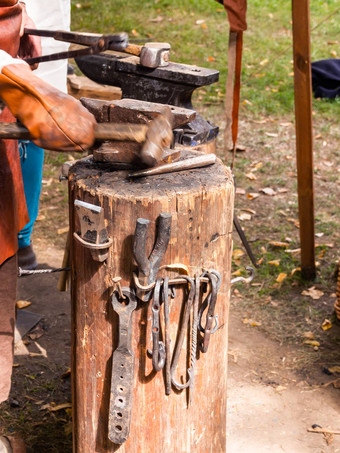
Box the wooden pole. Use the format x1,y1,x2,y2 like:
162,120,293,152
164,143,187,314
292,0,316,280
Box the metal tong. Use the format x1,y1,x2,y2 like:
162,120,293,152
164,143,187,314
133,213,172,302
23,28,128,65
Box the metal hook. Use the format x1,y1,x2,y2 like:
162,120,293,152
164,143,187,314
197,270,220,334
230,266,255,285
171,275,195,390
197,272,219,353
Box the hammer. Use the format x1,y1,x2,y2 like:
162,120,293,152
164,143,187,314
123,42,171,68
0,109,174,168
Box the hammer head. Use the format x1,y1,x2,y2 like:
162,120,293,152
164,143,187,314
139,42,170,68
139,107,174,167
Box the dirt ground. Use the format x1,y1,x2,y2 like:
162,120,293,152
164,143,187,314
0,239,337,452
0,104,339,451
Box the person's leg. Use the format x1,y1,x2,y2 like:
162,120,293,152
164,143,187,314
17,141,44,269
0,255,17,404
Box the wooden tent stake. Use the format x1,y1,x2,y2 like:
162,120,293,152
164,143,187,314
292,0,316,280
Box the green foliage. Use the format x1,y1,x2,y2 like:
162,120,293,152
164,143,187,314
71,0,340,117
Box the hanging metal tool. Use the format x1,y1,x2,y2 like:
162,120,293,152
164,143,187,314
163,277,172,395
133,213,172,301
109,288,138,445
73,200,112,262
170,275,195,391
148,279,166,372
198,271,221,353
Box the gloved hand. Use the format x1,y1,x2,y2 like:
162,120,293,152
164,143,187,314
0,55,96,151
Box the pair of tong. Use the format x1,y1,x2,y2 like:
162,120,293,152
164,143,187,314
23,28,128,65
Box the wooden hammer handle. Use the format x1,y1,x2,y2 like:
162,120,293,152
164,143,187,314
123,44,142,56
0,122,148,143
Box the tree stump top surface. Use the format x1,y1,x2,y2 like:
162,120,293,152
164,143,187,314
70,153,232,200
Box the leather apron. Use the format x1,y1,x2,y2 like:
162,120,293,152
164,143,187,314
0,1,29,265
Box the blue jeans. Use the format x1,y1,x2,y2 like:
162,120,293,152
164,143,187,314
17,141,44,249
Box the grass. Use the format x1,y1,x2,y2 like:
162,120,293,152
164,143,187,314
71,0,340,118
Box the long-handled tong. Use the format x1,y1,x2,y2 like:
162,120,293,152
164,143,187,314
23,28,128,65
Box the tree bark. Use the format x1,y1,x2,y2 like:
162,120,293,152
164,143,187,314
69,154,234,452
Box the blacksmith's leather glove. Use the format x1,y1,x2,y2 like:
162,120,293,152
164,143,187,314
0,53,96,151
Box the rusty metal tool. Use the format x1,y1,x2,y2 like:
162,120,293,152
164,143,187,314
163,277,172,395
133,213,172,301
109,288,137,444
23,28,128,65
170,275,195,390
148,279,166,372
198,271,221,353
233,215,259,268
73,200,112,262
128,154,216,178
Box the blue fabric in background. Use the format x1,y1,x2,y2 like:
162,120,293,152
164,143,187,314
311,59,340,99
18,141,44,249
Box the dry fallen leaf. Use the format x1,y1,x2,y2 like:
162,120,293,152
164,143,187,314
233,288,243,298
269,241,289,248
303,339,320,347
243,318,261,327
268,259,280,266
236,187,246,195
302,331,315,339
149,15,164,23
328,366,340,374
317,249,326,259
238,213,252,221
57,226,69,235
275,385,287,393
16,300,31,309
241,208,256,215
315,232,324,238
285,248,301,255
321,319,332,331
265,132,278,137
41,402,72,412
260,187,276,196
250,162,263,172
276,272,287,283
246,172,257,180
233,249,245,259
301,286,324,300
290,267,301,276
247,192,260,200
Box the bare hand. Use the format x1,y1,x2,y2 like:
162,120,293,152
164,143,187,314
18,3,42,70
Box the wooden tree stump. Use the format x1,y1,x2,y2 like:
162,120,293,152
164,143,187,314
69,154,234,452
